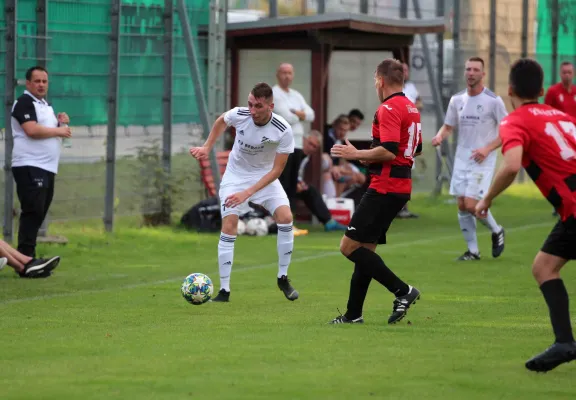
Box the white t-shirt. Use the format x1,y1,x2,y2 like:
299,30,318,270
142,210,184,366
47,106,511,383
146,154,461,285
272,85,315,149
11,90,61,174
222,107,294,185
444,87,508,168
403,81,420,104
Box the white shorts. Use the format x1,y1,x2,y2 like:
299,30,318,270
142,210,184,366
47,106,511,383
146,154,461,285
449,167,494,200
219,179,289,218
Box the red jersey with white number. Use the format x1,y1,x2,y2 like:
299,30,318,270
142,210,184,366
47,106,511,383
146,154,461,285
544,83,576,118
368,92,422,197
500,103,576,221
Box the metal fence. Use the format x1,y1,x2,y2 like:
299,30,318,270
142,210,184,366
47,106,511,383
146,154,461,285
1,0,227,240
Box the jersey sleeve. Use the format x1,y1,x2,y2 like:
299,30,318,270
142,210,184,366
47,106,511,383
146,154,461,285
500,117,530,154
11,96,37,125
444,96,458,127
493,97,509,123
378,104,402,155
223,107,248,127
277,126,295,154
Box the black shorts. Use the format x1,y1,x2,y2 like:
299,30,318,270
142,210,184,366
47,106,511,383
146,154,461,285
541,217,576,260
345,189,407,244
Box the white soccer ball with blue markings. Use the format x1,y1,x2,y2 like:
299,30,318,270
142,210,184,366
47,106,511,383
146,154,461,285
246,218,268,236
181,273,214,305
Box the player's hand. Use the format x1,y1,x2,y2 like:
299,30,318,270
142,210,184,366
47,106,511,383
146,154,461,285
189,146,209,160
471,147,489,164
225,190,250,209
57,112,70,125
330,139,358,160
475,198,491,219
431,134,443,147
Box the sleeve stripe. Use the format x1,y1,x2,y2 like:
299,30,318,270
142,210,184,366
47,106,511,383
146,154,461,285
271,118,286,132
272,117,287,130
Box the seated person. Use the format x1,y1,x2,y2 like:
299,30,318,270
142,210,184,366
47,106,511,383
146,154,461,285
0,239,60,278
298,131,347,231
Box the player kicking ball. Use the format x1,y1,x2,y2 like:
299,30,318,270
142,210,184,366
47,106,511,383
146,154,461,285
432,57,508,261
476,58,576,372
328,59,422,325
189,82,298,302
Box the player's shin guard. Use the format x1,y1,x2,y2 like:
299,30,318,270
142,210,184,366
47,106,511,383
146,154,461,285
458,210,479,254
277,223,293,278
347,247,409,296
218,233,236,292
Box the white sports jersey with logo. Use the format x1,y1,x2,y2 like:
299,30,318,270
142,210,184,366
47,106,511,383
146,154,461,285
444,87,508,168
222,107,294,185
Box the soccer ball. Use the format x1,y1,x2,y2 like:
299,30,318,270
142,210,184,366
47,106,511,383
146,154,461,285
181,273,214,305
246,218,268,236
237,219,246,235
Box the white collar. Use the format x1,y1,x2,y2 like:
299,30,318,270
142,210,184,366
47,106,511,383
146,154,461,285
24,90,48,105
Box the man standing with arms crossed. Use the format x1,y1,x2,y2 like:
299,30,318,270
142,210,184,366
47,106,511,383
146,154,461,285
432,57,507,261
10,66,69,276
328,58,423,325
273,63,315,236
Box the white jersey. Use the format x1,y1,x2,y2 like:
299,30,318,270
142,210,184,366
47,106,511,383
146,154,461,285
222,107,294,185
444,87,508,168
403,81,420,104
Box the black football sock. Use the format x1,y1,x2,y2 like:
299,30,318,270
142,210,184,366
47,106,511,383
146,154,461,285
344,264,372,320
540,279,575,343
346,247,409,297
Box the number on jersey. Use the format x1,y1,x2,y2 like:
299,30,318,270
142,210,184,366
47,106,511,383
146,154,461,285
545,121,576,160
405,122,422,159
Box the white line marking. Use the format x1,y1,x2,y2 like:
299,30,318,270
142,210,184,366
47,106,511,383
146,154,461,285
0,221,552,305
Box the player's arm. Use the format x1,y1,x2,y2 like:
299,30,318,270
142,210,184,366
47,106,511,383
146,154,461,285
476,120,527,218
544,88,556,108
12,98,67,139
432,97,457,146
247,153,289,196
190,109,233,160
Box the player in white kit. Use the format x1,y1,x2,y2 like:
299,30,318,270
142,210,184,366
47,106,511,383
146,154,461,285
432,57,508,260
189,82,299,302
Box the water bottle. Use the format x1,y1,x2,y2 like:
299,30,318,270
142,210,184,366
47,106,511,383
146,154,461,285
61,124,72,148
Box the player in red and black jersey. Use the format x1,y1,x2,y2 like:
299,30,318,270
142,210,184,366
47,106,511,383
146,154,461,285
328,58,423,325
476,58,576,372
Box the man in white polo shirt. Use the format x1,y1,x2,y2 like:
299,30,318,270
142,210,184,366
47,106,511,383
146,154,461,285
11,66,71,268
273,63,315,235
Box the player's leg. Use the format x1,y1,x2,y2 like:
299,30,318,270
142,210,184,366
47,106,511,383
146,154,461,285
525,221,576,372
450,167,479,259
467,168,505,257
456,196,480,260
213,185,250,302
330,192,418,324
257,180,298,300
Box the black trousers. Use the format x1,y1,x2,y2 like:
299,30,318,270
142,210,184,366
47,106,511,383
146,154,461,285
296,185,332,225
279,148,305,212
12,166,55,257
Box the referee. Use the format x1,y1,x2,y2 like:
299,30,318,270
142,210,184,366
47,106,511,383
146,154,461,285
11,66,71,260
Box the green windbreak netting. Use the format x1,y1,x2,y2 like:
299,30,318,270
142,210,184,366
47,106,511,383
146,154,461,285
8,0,209,127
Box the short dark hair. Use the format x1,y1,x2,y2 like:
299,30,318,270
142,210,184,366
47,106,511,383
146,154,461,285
26,66,48,81
561,61,574,68
467,56,485,69
509,58,543,99
250,82,273,100
348,109,364,120
332,114,350,127
375,58,404,86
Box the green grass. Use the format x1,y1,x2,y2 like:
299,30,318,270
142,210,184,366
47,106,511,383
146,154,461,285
1,183,575,399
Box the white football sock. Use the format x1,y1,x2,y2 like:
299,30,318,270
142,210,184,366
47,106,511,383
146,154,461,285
477,209,501,233
276,223,294,278
218,233,236,292
458,210,479,254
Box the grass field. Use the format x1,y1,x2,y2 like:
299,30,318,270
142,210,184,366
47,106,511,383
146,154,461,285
1,183,575,399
